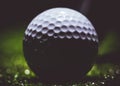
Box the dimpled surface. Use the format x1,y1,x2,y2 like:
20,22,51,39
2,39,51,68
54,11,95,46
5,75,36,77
25,8,98,42
23,8,99,84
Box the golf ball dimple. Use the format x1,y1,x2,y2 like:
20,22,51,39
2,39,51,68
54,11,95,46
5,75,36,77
66,32,73,39
36,25,42,32
48,23,55,30
61,25,68,32
54,27,61,33
36,32,42,39
24,8,98,42
23,7,99,84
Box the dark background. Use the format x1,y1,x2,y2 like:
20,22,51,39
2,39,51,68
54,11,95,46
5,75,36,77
0,0,120,35
0,0,120,62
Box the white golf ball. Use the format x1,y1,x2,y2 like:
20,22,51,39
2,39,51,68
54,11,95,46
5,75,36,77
23,7,99,84
25,7,98,42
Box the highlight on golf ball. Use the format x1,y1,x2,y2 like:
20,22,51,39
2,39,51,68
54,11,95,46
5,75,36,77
23,7,99,84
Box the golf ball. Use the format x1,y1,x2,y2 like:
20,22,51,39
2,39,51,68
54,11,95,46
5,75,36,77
23,7,99,84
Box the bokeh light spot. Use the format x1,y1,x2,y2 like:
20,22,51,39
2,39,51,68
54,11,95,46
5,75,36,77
24,69,30,75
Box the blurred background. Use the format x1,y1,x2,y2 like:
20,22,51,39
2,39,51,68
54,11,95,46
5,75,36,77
0,0,120,86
